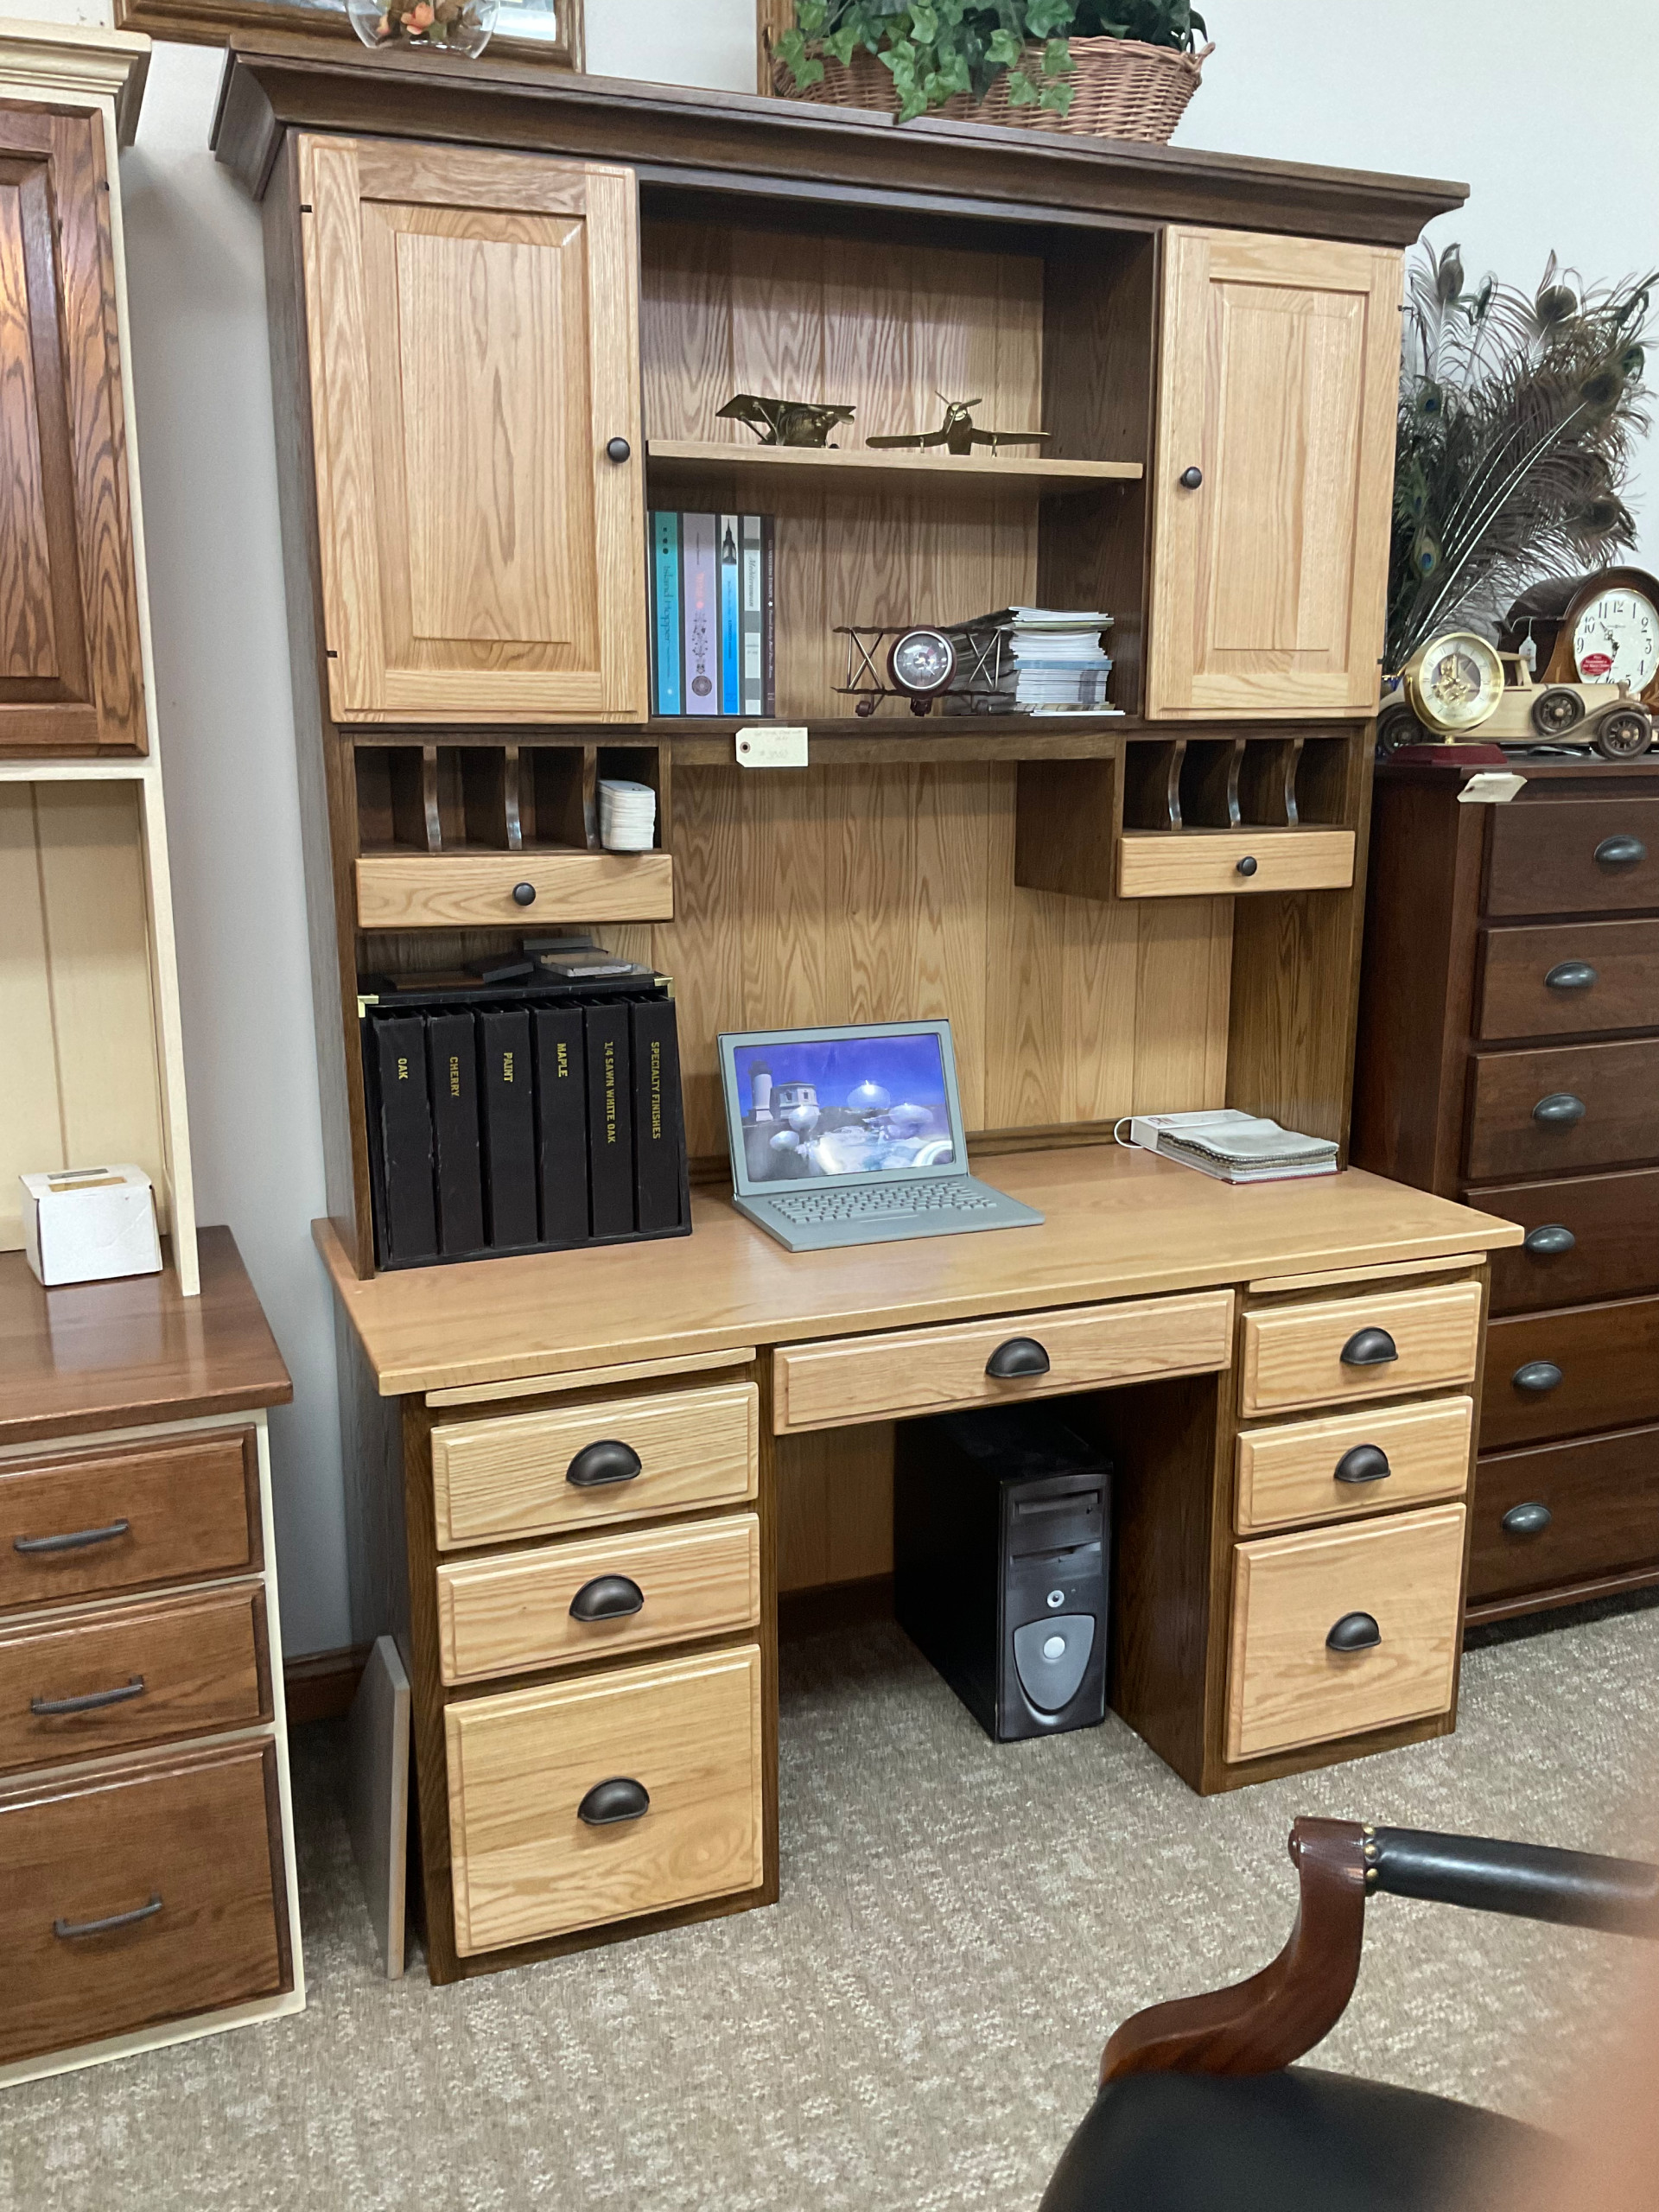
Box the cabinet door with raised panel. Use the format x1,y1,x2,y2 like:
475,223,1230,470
299,137,646,723
0,106,145,755
1146,229,1401,719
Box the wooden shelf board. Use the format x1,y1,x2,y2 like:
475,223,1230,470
645,439,1142,491
661,717,1126,765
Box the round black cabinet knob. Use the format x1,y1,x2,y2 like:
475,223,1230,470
1340,1326,1398,1368
565,1440,644,1489
1594,834,1647,867
1333,1443,1391,1485
1513,1360,1563,1394
1543,961,1598,992
569,1574,645,1622
1326,1611,1382,1653
512,881,537,907
577,1777,650,1827
1179,465,1204,489
605,435,632,463
1236,855,1259,878
1501,1501,1553,1537
1522,1224,1576,1257
1532,1092,1586,1127
986,1337,1051,1379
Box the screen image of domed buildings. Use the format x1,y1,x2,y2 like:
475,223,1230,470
734,1030,957,1184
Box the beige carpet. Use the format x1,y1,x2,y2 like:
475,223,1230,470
5,1600,1659,2212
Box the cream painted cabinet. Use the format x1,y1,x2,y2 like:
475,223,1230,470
298,137,647,723
1145,229,1402,719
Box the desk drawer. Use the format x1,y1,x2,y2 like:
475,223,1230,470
1238,1282,1483,1419
0,1585,270,1775
1485,798,1659,917
0,1739,289,2066
1235,1397,1473,1535
1481,1297,1659,1452
1226,1504,1465,1762
355,851,674,931
1478,1168,1659,1317
0,1430,257,1614
446,1644,764,1955
1465,1039,1659,1182
1477,919,1659,1040
430,1382,758,1549
1469,1427,1659,1606
772,1292,1234,1435
435,1514,760,1685
1116,830,1354,899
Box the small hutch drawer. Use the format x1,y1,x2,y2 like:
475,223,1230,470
1484,798,1659,917
1464,1038,1659,1182
1116,828,1354,899
1237,1282,1483,1418
1468,1427,1659,1605
354,851,673,930
1235,1396,1473,1535
1481,1296,1659,1452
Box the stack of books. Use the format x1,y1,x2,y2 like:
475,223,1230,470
1127,1108,1339,1185
650,511,775,717
944,607,1116,715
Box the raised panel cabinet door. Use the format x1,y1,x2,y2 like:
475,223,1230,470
0,106,144,754
1147,230,1402,718
299,136,646,723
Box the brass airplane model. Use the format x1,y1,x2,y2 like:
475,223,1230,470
716,393,856,448
867,394,1050,457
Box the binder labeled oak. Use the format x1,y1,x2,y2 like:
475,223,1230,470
531,1004,589,1246
477,1007,537,1249
631,996,687,1233
427,1011,485,1256
368,1015,438,1266
584,1001,634,1238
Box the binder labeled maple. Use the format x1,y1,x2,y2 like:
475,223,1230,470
427,1011,485,1256
532,1004,589,1246
477,1007,537,1249
631,996,687,1233
367,1014,437,1266
584,1002,635,1238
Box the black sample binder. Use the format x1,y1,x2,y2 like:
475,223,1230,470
631,996,687,1233
531,1004,589,1245
477,1007,537,1249
584,1001,635,1238
368,1014,438,1266
426,1011,485,1256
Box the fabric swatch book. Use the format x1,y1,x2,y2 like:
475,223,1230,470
1126,1108,1338,1184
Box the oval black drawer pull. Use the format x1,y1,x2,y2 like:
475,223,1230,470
569,1574,645,1623
1339,1327,1397,1368
565,1440,643,1489
1522,1224,1575,1256
1326,1611,1382,1653
31,1675,145,1718
54,1893,162,1940
1179,465,1203,489
1513,1360,1563,1393
512,881,537,907
1333,1444,1391,1485
14,1519,130,1555
985,1337,1051,1379
1594,834,1647,867
1235,855,1258,878
1543,961,1598,992
1502,1501,1553,1537
1532,1092,1586,1127
577,1777,650,1827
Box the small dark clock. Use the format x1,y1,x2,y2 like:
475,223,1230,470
887,628,957,714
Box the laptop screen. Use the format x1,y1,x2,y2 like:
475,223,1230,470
719,1020,967,1196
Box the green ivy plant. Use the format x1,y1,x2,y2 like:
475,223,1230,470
775,0,1207,125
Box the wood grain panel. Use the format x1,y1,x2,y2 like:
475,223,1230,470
1235,1395,1473,1535
0,177,56,681
445,1643,764,1954
1477,918,1659,1039
1477,1167,1659,1317
1465,1038,1659,1182
1469,1427,1659,1605
354,850,673,930
776,1424,894,1592
1225,1503,1464,1760
1481,1295,1659,1452
1484,798,1659,917
1118,829,1355,898
1238,1281,1483,1416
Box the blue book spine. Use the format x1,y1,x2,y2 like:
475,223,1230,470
652,512,682,716
718,513,741,715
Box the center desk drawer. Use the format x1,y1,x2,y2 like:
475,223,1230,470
772,1292,1234,1435
435,1515,760,1685
430,1382,759,1550
1236,1397,1474,1535
1238,1282,1483,1419
446,1645,764,1955
1227,1504,1465,1762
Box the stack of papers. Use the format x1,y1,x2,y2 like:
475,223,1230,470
599,779,657,853
1128,1109,1338,1185
946,607,1116,714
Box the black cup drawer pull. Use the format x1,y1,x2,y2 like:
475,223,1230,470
1594,834,1647,867
54,1894,162,1940
565,1440,644,1489
14,1519,130,1555
31,1675,145,1718
577,1777,650,1827
1502,1501,1553,1537
1333,1444,1391,1485
1532,1092,1586,1127
1326,1611,1382,1653
1522,1224,1576,1256
569,1575,645,1623
1339,1327,1397,1368
1513,1360,1563,1393
985,1337,1051,1379
1543,961,1598,992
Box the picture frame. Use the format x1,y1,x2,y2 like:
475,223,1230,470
111,0,583,74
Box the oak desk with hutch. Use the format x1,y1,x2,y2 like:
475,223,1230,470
212,40,1518,1982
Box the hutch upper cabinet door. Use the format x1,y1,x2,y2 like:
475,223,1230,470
0,107,144,756
1146,230,1402,720
299,138,646,723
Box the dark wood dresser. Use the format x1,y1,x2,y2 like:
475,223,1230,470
1353,759,1659,1624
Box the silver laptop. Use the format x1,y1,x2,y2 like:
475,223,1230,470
717,1019,1044,1252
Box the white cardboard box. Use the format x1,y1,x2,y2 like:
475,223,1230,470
19,1166,162,1287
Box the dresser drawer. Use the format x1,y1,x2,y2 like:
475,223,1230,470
1477,918,1659,1040
1477,1168,1659,1316
1236,1397,1473,1535
0,1585,270,1775
1238,1282,1483,1419
1226,1504,1465,1761
1481,1296,1659,1451
446,1644,764,1955
0,1429,257,1614
430,1382,758,1550
0,1739,289,2066
355,851,673,931
1484,797,1659,917
435,1514,760,1685
773,1292,1234,1435
1116,829,1354,899
1469,1427,1659,1606
1465,1039,1659,1181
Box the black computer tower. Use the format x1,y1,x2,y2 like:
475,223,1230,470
893,1405,1110,1742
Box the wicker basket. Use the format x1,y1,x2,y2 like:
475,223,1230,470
771,35,1211,143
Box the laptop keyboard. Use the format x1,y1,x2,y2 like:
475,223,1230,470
767,1181,998,1225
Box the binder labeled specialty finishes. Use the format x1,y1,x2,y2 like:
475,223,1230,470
584,1001,635,1237
427,1010,485,1256
631,996,686,1233
370,1015,438,1266
531,1004,589,1245
477,1007,537,1249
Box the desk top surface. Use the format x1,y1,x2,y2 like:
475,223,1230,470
316,1144,1522,1399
